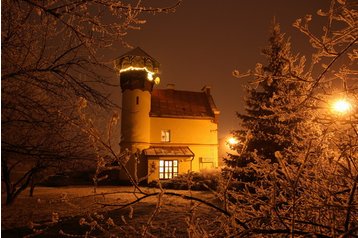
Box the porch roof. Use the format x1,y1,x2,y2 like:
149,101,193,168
143,146,194,157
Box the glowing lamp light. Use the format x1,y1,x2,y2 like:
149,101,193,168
227,137,239,146
120,66,159,84
154,77,160,85
147,72,153,81
331,98,352,115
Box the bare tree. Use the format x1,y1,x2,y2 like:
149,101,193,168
1,0,181,205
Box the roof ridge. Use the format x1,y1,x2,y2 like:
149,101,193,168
153,88,207,94
116,47,159,63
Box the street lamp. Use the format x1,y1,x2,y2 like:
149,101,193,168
227,137,239,146
331,98,352,115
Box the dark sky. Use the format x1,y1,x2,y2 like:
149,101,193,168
114,0,327,138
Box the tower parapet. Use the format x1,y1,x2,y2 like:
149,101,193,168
114,47,160,92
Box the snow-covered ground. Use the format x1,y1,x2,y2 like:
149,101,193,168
2,186,222,237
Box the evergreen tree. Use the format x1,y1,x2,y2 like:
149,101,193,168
223,2,358,235
225,22,307,181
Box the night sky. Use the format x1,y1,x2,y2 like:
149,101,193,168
114,0,327,138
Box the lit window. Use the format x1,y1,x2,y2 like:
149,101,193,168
159,160,178,179
161,130,171,142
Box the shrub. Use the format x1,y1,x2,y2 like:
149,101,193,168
148,169,221,191
41,169,124,186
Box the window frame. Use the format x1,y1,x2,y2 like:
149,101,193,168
161,129,171,142
159,160,178,180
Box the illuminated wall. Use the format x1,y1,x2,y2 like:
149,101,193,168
149,117,219,173
120,89,151,151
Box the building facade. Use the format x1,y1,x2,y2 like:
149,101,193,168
115,47,219,182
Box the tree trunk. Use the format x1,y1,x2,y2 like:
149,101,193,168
6,193,16,206
29,177,35,197
2,158,37,205
2,159,15,206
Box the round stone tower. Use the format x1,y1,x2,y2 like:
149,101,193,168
114,47,160,152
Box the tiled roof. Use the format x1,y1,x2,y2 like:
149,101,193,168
143,146,194,157
150,89,219,119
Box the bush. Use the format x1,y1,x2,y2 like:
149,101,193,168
41,169,124,186
148,169,221,191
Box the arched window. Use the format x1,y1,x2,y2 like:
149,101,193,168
136,96,139,105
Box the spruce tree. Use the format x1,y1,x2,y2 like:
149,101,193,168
225,22,306,182
223,2,358,235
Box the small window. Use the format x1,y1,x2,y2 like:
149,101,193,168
159,160,178,179
161,130,171,142
136,96,139,105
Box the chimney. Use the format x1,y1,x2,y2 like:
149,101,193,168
167,83,175,90
201,85,211,95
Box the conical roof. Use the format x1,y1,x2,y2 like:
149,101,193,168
114,47,160,73
117,47,159,65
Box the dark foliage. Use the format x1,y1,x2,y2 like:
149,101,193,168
225,22,306,182
148,171,220,191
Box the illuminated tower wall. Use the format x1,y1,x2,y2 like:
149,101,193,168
114,47,160,152
120,70,153,151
